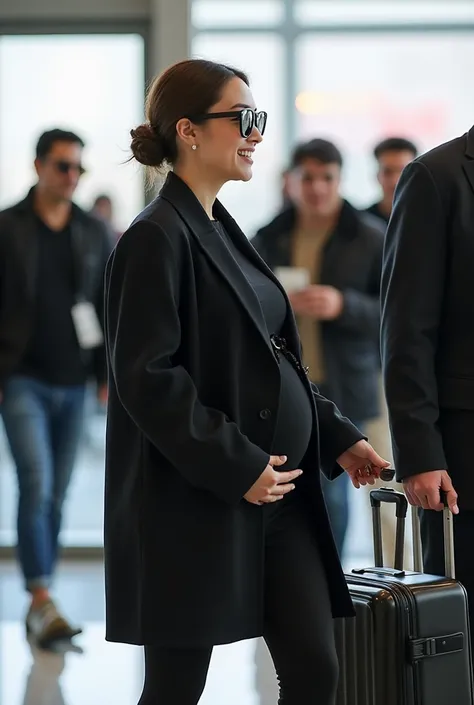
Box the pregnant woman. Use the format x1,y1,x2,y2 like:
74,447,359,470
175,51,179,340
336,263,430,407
103,58,389,705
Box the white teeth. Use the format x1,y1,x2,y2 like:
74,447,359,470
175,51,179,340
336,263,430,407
238,150,252,158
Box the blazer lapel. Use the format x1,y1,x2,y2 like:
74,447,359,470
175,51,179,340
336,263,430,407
463,125,474,196
160,173,275,353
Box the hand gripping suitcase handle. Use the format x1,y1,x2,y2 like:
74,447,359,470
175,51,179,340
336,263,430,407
412,491,456,579
369,487,408,571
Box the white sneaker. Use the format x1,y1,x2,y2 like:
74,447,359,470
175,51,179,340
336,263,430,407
26,599,82,649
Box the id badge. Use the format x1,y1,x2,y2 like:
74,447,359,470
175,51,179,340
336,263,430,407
71,301,104,349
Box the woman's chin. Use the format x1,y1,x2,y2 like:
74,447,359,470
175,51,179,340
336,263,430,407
238,166,253,182
226,164,253,183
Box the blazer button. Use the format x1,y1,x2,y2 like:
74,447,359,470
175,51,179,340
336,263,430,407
259,409,271,420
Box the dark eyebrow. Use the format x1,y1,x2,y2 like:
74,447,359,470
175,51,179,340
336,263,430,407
230,103,253,110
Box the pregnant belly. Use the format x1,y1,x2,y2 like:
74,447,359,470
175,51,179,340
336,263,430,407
271,356,314,470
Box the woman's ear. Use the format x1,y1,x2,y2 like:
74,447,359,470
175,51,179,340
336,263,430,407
176,118,198,149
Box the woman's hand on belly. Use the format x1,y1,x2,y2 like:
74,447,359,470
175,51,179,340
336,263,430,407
244,455,303,506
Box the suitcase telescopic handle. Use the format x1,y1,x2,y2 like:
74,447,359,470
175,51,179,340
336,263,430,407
412,491,456,579
369,487,408,571
369,487,408,518
368,487,456,578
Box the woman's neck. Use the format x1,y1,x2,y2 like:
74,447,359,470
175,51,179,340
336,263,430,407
173,163,223,220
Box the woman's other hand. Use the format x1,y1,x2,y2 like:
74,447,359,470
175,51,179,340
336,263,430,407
337,440,390,489
244,455,303,505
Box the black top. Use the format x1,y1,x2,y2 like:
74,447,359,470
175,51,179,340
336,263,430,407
19,217,87,385
213,221,313,470
366,201,389,224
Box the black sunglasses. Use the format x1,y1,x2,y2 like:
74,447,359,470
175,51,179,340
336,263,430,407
47,159,86,176
188,108,267,138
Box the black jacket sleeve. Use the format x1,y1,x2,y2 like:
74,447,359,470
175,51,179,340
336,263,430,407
105,219,270,505
331,230,384,338
381,161,448,481
311,382,365,480
92,225,113,386
0,223,30,388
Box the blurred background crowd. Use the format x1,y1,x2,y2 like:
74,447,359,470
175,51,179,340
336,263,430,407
3,0,473,564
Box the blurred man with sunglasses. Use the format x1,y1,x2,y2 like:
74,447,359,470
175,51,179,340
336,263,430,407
0,129,111,649
252,139,385,557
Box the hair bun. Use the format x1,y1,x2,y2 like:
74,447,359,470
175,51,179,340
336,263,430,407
130,123,166,167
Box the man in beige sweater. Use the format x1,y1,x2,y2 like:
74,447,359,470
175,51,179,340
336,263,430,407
364,137,418,567
253,139,385,557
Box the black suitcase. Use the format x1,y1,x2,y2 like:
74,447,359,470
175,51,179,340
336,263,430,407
335,487,474,705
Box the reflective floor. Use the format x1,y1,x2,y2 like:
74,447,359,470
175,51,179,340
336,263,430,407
1,623,142,705
0,560,283,705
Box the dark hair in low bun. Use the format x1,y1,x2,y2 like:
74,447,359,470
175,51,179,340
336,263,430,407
130,123,167,168
129,58,249,179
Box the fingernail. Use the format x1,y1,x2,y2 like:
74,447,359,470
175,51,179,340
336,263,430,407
453,505,459,514
280,455,287,461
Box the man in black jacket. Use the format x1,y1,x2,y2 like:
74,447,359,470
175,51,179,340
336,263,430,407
381,127,474,642
0,129,111,648
252,139,385,555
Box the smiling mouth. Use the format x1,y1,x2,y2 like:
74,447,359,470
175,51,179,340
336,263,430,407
237,149,254,164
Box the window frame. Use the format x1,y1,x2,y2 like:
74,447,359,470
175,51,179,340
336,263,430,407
192,0,474,165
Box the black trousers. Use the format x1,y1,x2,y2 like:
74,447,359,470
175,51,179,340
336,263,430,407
138,493,339,705
421,508,474,650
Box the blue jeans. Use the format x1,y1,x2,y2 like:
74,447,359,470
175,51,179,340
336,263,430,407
320,421,365,557
1,376,85,591
320,472,350,557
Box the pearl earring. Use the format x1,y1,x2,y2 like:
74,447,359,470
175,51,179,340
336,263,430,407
192,144,197,151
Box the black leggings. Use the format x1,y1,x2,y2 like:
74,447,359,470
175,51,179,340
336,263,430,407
138,494,339,705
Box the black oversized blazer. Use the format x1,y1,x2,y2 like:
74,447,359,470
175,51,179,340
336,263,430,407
103,172,362,647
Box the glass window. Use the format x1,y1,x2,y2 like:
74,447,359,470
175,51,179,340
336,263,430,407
193,0,284,29
295,31,474,208
295,0,474,26
0,34,145,549
192,32,286,236
0,34,145,232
